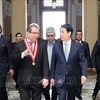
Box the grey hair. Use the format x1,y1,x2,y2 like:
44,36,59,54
27,23,40,33
46,27,55,34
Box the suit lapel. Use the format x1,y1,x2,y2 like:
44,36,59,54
58,40,66,61
35,38,44,60
68,40,74,61
0,35,5,46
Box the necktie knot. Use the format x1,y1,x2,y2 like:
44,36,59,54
64,42,68,46
29,42,33,46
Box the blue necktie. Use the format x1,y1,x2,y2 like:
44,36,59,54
48,43,53,68
64,43,69,61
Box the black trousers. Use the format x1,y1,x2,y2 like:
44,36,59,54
76,84,83,97
42,84,58,100
0,73,8,100
13,67,19,89
93,72,100,96
18,85,42,100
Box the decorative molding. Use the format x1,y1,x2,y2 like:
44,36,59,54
76,4,82,16
3,0,11,17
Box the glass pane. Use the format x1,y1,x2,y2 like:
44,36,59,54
42,11,65,39
43,0,64,7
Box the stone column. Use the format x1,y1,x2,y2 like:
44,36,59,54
11,0,27,42
82,0,98,53
0,0,3,27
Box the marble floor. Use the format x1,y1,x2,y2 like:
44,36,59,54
6,72,100,100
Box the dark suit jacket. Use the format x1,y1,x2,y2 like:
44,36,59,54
0,35,12,74
11,38,49,86
81,41,91,67
43,40,57,76
91,40,100,71
12,41,20,83
51,39,87,87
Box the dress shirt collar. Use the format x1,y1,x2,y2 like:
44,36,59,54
63,39,71,45
27,38,33,43
76,40,82,44
48,40,55,45
0,33,2,37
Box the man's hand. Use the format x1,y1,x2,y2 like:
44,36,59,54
81,76,87,84
50,79,55,87
93,68,96,72
42,79,48,88
24,49,30,56
9,69,14,77
87,67,90,71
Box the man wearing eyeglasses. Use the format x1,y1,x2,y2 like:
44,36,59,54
42,27,58,100
11,23,49,100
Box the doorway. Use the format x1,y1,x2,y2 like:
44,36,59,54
42,11,66,39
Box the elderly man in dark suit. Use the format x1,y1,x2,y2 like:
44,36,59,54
91,40,100,100
50,24,87,100
0,25,12,100
42,27,57,100
11,23,49,100
75,30,91,100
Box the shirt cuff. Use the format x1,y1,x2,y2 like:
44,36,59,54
21,52,25,59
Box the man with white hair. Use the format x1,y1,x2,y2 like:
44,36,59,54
11,23,49,100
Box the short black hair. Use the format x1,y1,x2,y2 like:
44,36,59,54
15,32,22,37
61,24,73,35
75,30,82,35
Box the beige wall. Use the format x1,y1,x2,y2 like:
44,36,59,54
11,0,27,42
83,0,98,53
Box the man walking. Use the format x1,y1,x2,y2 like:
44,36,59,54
51,24,87,100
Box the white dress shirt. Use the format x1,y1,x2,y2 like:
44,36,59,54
63,39,71,61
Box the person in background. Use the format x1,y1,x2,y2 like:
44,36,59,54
11,23,49,100
15,32,23,42
91,40,100,100
42,27,57,100
75,30,91,100
12,32,23,88
50,24,87,100
0,25,13,100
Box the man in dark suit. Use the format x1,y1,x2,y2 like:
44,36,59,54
0,25,12,100
42,27,57,100
11,23,49,100
91,40,100,100
12,32,23,88
75,30,91,100
50,24,87,100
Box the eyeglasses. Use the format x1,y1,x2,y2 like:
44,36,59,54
76,34,82,35
31,32,39,35
47,35,54,37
